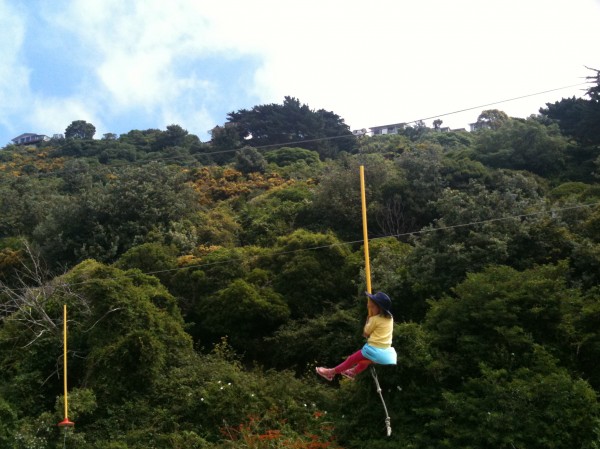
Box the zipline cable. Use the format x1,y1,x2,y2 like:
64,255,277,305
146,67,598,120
400,82,589,125
75,200,600,281
4,201,598,292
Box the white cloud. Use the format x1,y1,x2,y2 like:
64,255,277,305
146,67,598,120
30,98,105,139
0,1,30,136
2,0,598,144
239,0,600,130
36,1,268,136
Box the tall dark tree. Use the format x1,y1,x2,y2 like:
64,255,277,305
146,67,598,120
225,96,356,159
206,123,241,164
584,66,600,100
65,120,96,140
538,68,600,181
540,67,600,145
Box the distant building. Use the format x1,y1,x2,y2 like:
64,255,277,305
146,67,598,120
369,123,406,135
11,133,50,145
370,123,455,135
468,122,490,132
363,121,472,135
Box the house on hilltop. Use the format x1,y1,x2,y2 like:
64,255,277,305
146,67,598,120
369,123,455,135
369,123,406,135
11,133,50,145
468,121,491,132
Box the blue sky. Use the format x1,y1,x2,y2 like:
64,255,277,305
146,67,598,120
1,0,599,146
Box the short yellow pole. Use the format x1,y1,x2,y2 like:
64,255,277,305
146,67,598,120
58,304,74,427
63,304,68,420
360,166,373,307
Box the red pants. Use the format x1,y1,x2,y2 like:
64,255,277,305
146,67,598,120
333,349,372,375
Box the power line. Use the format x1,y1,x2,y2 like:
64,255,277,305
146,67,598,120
0,81,592,179
1,81,597,289
400,82,589,125
8,201,598,291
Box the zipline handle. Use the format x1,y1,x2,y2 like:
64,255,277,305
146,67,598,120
370,366,392,437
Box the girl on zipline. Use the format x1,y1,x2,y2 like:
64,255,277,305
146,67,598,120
316,291,397,381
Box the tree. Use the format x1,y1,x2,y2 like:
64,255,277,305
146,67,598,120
310,153,397,239
270,229,355,318
65,120,96,139
365,237,417,320
0,397,16,447
32,163,200,267
118,128,163,152
238,183,314,245
405,172,548,298
206,123,241,165
426,365,598,448
475,109,509,130
425,264,579,377
538,68,600,182
540,67,600,146
394,264,598,448
266,308,361,372
0,175,64,239
355,133,411,158
234,146,267,174
367,143,450,236
152,124,190,151
264,147,321,166
225,96,356,159
196,279,290,358
114,242,178,286
0,248,92,417
0,242,70,361
472,117,568,177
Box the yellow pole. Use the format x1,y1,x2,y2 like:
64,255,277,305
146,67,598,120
63,304,68,421
360,166,373,300
361,166,392,437
58,304,74,427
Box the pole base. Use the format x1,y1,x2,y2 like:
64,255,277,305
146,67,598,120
57,418,75,427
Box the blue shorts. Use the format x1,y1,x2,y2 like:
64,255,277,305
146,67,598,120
361,343,397,365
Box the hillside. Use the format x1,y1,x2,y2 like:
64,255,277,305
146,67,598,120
0,91,599,448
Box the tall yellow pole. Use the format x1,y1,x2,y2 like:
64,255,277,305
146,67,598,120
361,166,392,437
58,304,74,427
360,166,372,298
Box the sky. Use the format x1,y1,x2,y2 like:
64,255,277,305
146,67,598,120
1,0,599,146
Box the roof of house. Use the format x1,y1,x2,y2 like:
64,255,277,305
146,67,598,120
369,123,406,131
11,133,50,143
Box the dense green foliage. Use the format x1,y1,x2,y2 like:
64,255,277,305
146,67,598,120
1,89,599,448
224,96,356,160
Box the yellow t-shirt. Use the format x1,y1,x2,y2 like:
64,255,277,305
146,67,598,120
363,314,394,349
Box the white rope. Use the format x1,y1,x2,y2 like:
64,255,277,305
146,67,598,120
370,366,392,437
